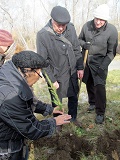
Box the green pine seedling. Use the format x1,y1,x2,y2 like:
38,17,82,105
43,70,63,111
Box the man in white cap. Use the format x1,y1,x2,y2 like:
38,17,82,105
36,6,84,127
78,4,118,124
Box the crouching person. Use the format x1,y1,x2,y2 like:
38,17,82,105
0,51,71,160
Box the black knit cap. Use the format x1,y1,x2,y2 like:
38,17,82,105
12,51,49,69
51,6,70,24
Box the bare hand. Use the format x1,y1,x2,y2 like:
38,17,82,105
77,70,84,79
54,114,72,126
53,81,59,89
53,106,64,115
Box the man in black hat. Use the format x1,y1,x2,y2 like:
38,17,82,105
36,6,84,127
0,50,71,160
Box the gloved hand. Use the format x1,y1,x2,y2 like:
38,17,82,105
83,42,91,50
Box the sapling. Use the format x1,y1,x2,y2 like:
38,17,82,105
42,70,63,112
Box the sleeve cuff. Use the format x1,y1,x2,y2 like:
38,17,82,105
43,105,54,116
47,118,56,137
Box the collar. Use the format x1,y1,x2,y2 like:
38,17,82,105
48,19,67,37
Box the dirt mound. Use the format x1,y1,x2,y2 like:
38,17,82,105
96,129,120,160
34,132,93,160
33,129,120,160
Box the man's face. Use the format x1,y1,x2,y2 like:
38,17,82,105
94,18,106,29
0,46,8,54
25,68,42,87
52,19,67,34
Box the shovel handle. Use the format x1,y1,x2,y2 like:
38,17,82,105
83,49,89,67
78,49,89,98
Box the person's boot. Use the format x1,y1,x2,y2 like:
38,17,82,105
87,105,95,112
95,115,104,124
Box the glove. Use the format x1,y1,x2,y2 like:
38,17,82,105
83,42,91,50
96,67,106,80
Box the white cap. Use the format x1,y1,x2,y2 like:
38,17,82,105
93,4,110,21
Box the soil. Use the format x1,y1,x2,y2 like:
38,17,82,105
33,129,120,160
96,130,120,160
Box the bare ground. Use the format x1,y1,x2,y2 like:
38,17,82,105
32,129,120,160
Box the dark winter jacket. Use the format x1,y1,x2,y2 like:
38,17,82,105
0,61,56,153
36,20,83,98
78,20,118,85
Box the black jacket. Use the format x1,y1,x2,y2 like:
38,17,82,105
0,61,56,153
78,20,118,85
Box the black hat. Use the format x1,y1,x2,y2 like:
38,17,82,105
51,6,70,24
12,51,49,69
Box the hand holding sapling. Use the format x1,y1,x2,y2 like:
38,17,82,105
53,106,64,115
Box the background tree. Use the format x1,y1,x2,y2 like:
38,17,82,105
0,0,119,50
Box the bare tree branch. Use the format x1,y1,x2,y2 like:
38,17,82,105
39,0,49,15
0,4,13,27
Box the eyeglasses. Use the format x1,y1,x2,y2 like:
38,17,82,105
0,46,10,54
0,54,5,61
33,69,42,78
20,68,43,78
5,46,10,52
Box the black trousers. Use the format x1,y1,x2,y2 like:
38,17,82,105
68,95,78,120
86,71,106,115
